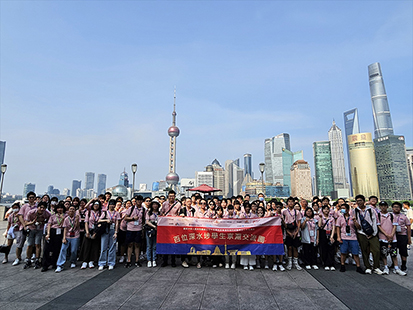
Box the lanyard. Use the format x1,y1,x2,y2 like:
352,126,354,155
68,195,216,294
68,216,75,230
107,211,115,222
307,219,315,231
56,215,64,226
92,211,98,223
287,208,296,221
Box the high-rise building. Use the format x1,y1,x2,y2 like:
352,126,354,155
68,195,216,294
63,188,70,196
97,174,107,195
72,180,81,198
119,170,129,187
313,141,334,197
85,172,95,190
374,135,412,200
211,159,225,191
290,160,312,200
195,171,214,187
23,183,36,197
348,133,380,198
166,89,180,191
282,149,303,189
343,108,360,195
47,185,54,195
328,120,350,197
407,148,413,196
224,159,244,197
264,133,290,184
244,154,252,177
368,62,394,139
0,141,5,183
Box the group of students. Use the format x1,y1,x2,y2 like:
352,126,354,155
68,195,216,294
2,190,412,276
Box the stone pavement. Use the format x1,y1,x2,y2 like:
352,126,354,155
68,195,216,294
0,220,412,310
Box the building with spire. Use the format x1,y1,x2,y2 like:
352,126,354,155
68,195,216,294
328,120,350,198
119,169,129,187
211,159,225,192
165,89,180,191
343,108,360,196
243,154,252,178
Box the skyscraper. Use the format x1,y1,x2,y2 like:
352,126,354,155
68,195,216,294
195,171,214,187
244,154,252,177
85,172,95,190
224,159,244,197
211,159,225,191
97,174,107,195
328,120,349,197
165,89,180,191
0,141,5,183
282,148,303,189
264,133,290,184
313,141,334,197
23,183,36,197
72,180,81,198
343,108,360,195
290,160,312,200
407,148,413,196
348,133,380,198
368,62,394,139
374,135,412,200
119,170,129,187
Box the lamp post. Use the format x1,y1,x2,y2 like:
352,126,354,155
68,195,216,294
0,164,7,204
259,163,265,196
131,163,137,199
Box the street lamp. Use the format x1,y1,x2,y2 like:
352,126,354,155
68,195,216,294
259,163,265,196
0,164,7,204
131,163,137,198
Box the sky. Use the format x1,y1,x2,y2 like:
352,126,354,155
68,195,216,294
0,1,412,195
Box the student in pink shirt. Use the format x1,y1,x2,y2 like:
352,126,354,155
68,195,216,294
98,199,120,270
124,195,145,268
207,200,216,218
282,197,302,270
301,207,319,270
2,203,22,264
392,202,411,273
55,206,80,272
145,200,160,268
118,200,131,264
318,205,336,271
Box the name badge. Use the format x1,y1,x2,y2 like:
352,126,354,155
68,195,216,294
56,228,62,235
69,231,75,238
309,230,315,237
346,233,351,237
90,224,95,230
396,225,401,232
110,223,115,230
326,230,331,236
134,220,139,226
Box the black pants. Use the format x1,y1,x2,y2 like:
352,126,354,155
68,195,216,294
42,229,63,269
79,235,101,263
163,254,176,264
319,230,335,267
302,243,317,266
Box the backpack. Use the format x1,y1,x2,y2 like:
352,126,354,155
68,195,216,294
355,208,374,236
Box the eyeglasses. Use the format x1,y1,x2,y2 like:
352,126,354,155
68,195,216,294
28,196,35,199
201,202,206,205
145,200,151,202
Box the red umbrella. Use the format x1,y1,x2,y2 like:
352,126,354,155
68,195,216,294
188,184,222,193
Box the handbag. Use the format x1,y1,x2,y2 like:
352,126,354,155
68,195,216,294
0,240,10,255
94,212,109,237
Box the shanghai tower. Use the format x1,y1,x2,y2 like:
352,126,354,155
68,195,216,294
368,62,394,139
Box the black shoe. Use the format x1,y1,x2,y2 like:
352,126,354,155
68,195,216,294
171,262,176,267
124,262,131,268
41,266,48,272
356,267,365,274
23,260,32,269
135,262,142,267
401,265,407,272
34,260,41,269
161,262,168,267
340,265,346,272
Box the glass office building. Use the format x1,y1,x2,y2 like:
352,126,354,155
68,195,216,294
313,141,334,197
264,133,290,184
282,148,303,189
343,109,360,196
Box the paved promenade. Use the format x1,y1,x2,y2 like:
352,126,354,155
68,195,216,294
0,220,412,310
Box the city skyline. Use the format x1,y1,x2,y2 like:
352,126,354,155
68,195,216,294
1,2,412,194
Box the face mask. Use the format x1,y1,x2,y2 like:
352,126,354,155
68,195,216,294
13,208,19,212
51,201,57,206
259,197,264,201
340,209,346,214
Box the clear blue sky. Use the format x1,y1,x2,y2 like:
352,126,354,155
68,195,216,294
1,1,412,195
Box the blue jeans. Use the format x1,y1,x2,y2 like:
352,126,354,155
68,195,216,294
146,230,157,261
57,238,80,267
99,229,116,267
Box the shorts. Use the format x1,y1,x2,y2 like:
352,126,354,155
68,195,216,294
340,239,359,255
27,229,43,246
285,235,301,248
380,241,397,258
126,230,142,244
396,234,408,257
117,230,127,246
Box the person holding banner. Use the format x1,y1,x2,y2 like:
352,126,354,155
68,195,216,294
180,197,197,268
273,201,286,271
282,197,302,270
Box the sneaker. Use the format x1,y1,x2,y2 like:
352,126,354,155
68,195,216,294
89,262,95,269
324,267,330,271
119,256,125,263
12,258,20,266
373,268,383,275
124,262,131,268
256,262,261,269
23,259,32,269
365,268,372,274
152,261,157,267
356,267,365,274
264,264,269,269
98,266,104,271
70,263,76,269
340,265,346,272
401,265,407,272
294,264,302,271
147,261,152,268
108,266,114,270
286,261,292,271
55,266,63,273
305,265,311,270
244,266,248,270
382,267,389,275
345,258,349,265
81,262,88,269
212,264,217,268
135,262,142,267
394,268,407,276
330,267,335,271
34,259,41,269
225,263,230,269
2,258,8,264
182,261,189,268
197,263,202,269
272,264,278,271
249,265,254,271
219,263,223,268
312,265,319,270
231,263,236,269
41,266,48,272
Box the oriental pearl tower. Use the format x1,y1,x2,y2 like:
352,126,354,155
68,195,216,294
165,89,180,191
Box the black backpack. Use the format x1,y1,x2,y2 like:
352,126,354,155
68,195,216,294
355,208,374,236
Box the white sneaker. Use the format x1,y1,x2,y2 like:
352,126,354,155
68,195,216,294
272,264,278,271
89,262,95,269
373,268,383,275
147,261,152,268
225,263,230,269
286,261,292,270
182,261,189,268
108,266,114,270
325,267,330,271
279,265,286,271
294,263,302,271
12,258,20,266
312,265,319,270
249,265,254,270
98,266,104,271
219,263,223,268
394,268,407,276
212,264,217,268
243,266,248,270
231,263,236,269
119,256,125,263
55,266,63,273
330,267,335,271
306,265,311,270
70,263,76,268
152,261,157,267
265,264,269,269
383,267,389,275
345,258,350,264
365,268,372,274
81,262,88,269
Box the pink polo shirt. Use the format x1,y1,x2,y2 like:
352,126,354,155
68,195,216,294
8,212,23,231
100,210,120,224
392,213,410,236
49,213,66,229
126,207,144,232
195,209,209,218
335,214,357,241
19,203,37,222
161,200,181,216
85,210,101,230
26,209,51,230
119,209,129,231
282,208,302,224
378,212,397,242
319,215,335,233
63,215,80,239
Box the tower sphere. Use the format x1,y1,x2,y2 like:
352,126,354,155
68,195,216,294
168,126,180,137
166,172,179,185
